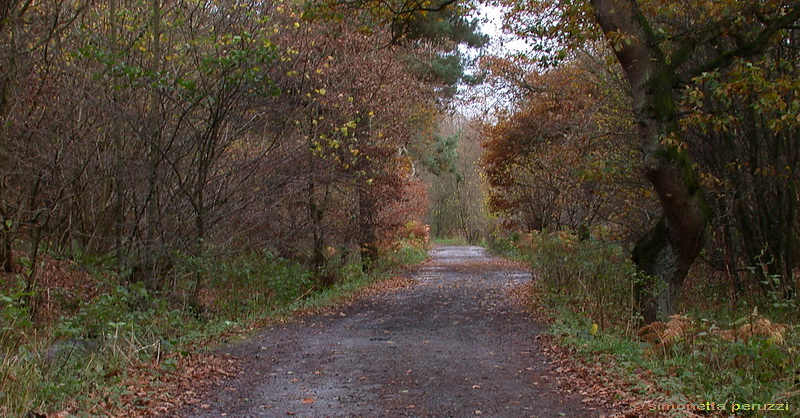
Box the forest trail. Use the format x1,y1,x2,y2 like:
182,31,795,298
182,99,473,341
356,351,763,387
181,246,608,417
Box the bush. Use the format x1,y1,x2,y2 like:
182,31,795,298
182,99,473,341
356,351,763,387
384,238,429,266
0,277,34,349
521,232,800,415
521,230,639,331
488,232,521,258
199,252,314,319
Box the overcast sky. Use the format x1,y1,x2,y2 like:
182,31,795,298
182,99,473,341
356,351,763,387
476,5,530,54
455,5,529,119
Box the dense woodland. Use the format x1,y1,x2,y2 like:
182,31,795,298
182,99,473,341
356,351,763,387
3,0,800,414
0,0,486,306
0,1,487,412
481,0,800,323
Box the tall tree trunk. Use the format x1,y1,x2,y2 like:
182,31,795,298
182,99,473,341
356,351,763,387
190,201,205,308
144,0,163,290
590,0,707,322
308,179,325,275
0,222,12,272
0,2,20,273
109,0,127,275
356,185,378,267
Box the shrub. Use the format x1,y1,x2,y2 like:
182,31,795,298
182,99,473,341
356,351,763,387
384,238,429,266
200,252,314,319
0,278,34,349
521,230,639,331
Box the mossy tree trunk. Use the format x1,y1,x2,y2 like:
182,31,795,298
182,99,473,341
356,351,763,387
590,0,707,323
588,1,800,323
356,185,378,268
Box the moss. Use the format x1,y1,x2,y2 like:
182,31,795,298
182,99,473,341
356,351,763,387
632,216,668,272
632,217,671,322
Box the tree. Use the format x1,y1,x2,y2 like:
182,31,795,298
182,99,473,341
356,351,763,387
0,0,480,310
481,52,649,239
423,115,491,243
684,38,800,302
0,1,90,274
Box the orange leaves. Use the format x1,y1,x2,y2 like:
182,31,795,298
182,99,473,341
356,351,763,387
481,53,648,234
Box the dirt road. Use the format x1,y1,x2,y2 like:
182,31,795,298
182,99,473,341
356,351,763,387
181,246,607,417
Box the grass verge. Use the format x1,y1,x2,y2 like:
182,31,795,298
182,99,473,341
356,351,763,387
0,241,428,416
493,230,800,417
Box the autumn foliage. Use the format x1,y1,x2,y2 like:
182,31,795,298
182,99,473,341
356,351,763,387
481,53,652,238
0,0,461,299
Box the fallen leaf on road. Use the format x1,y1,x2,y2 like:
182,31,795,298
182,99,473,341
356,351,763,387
301,398,315,405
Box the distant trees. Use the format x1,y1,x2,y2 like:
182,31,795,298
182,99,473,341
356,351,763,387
0,0,482,307
424,116,490,243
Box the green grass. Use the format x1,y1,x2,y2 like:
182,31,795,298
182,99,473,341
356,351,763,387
507,230,800,416
548,302,799,415
0,241,426,415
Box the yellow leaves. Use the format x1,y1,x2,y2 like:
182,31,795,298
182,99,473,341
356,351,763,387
660,134,688,152
605,29,639,52
327,138,341,149
699,171,725,190
315,88,326,96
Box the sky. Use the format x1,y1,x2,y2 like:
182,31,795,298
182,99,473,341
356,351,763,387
455,5,529,119
475,5,530,54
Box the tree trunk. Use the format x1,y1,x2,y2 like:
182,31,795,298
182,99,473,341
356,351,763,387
0,222,12,272
143,0,163,290
0,3,20,274
109,0,127,275
190,204,205,308
591,0,707,322
357,185,378,268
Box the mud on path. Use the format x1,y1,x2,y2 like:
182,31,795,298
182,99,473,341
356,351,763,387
181,246,607,417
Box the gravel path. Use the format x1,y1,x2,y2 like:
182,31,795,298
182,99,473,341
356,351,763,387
181,246,607,417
